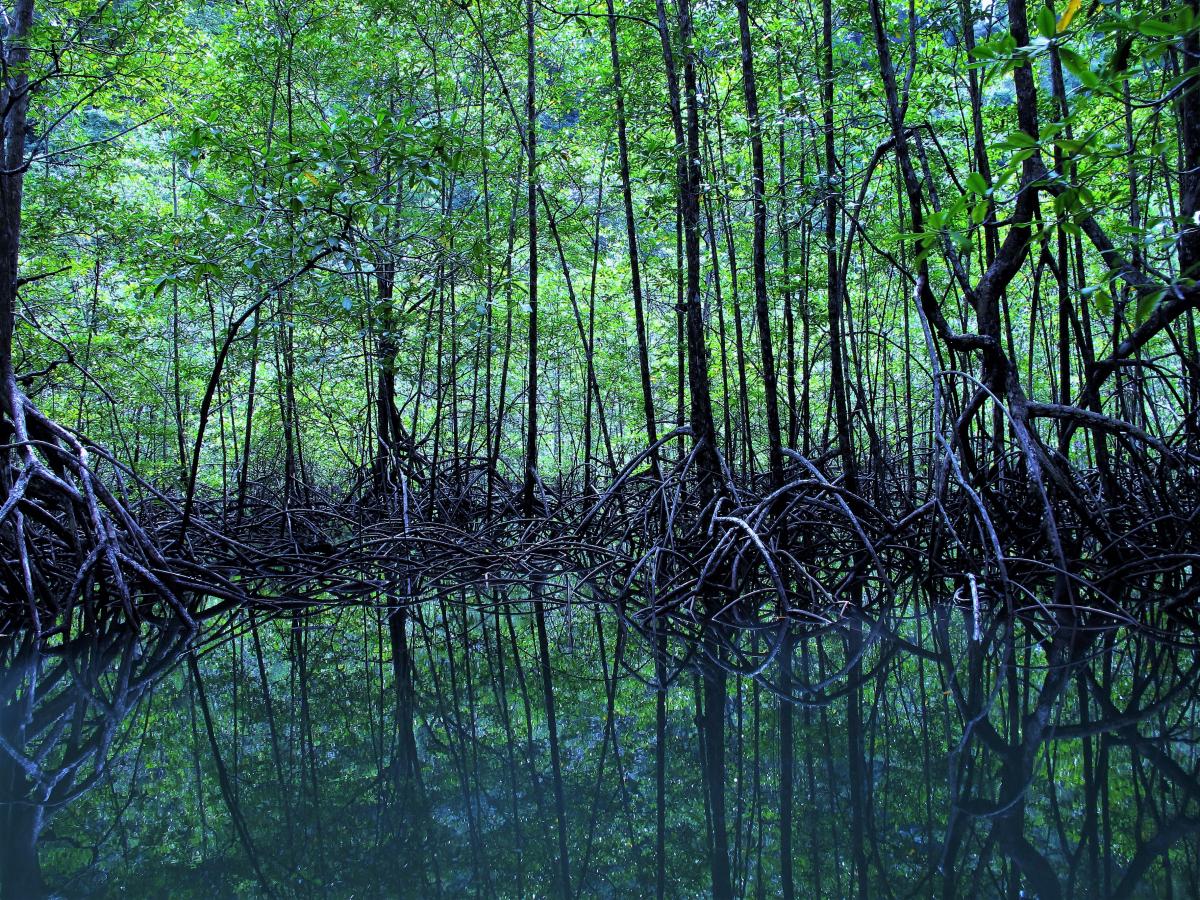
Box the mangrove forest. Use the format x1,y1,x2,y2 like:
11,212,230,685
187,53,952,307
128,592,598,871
1,0,1199,894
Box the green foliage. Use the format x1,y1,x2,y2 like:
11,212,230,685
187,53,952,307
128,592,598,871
11,0,1196,490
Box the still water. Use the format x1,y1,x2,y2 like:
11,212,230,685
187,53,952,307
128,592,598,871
1,595,1197,898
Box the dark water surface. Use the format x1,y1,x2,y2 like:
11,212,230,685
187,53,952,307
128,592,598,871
2,595,1198,898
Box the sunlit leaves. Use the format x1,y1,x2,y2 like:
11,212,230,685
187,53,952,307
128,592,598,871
1056,0,1082,34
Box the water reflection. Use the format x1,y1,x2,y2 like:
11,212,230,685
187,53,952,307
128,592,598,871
1,598,1198,898
0,625,190,897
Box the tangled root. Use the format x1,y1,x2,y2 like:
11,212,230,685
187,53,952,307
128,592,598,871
0,374,195,635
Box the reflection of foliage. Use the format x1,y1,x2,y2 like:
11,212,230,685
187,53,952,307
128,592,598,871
4,599,1196,897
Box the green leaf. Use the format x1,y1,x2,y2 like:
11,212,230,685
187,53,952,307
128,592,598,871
1037,6,1057,39
1137,18,1183,37
1058,47,1099,88
152,274,176,297
1135,289,1165,324
1083,283,1113,316
998,130,1038,151
965,171,989,195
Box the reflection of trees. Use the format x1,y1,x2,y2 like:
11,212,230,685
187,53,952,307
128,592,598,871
631,603,1200,898
2,597,1198,898
0,625,187,899
930,613,1200,899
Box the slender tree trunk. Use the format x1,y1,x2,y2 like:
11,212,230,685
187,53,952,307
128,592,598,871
779,630,795,899
779,79,799,451
701,642,733,899
822,0,855,489
605,0,660,474
710,115,754,476
736,0,784,487
673,0,722,501
522,0,540,514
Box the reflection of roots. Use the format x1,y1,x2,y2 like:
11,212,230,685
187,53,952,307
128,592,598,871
0,620,190,896
1,376,195,634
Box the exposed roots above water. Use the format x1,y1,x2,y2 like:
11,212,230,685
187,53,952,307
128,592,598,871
4,409,1196,641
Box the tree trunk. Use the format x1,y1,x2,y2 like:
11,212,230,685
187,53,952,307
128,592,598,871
605,0,660,475
522,0,540,514
735,0,784,487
